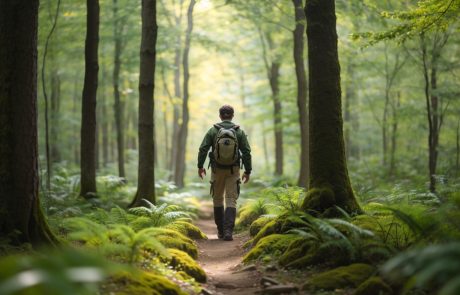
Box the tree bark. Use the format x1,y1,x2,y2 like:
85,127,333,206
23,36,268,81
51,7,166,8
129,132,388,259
293,0,309,188
0,0,57,246
389,91,400,176
80,0,99,198
170,3,183,180
50,68,61,163
130,0,158,207
101,87,109,167
302,0,361,215
174,0,196,188
270,61,283,176
113,0,126,178
456,119,460,177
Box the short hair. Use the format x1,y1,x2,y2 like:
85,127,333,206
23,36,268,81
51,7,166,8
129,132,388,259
219,105,234,118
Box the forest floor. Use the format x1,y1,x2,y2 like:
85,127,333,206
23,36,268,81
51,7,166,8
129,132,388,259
195,203,262,295
195,203,315,295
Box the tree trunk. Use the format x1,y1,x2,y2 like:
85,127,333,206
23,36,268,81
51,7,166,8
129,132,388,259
174,0,196,188
0,0,57,246
130,0,158,207
101,87,109,167
456,119,460,177
113,0,126,178
389,91,400,176
50,68,61,163
169,9,183,179
270,61,283,176
429,66,439,192
80,0,99,198
293,0,309,188
302,0,361,215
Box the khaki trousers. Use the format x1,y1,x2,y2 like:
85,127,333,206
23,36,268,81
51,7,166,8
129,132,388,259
210,166,240,208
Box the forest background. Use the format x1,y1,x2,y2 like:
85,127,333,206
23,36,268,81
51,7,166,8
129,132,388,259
37,0,460,195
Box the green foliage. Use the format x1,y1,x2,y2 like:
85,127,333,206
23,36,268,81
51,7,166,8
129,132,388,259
106,271,187,295
354,276,393,295
382,242,460,295
243,234,300,263
303,263,376,291
128,199,192,227
353,0,460,44
0,248,124,295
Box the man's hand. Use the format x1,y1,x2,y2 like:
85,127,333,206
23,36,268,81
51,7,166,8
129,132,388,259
242,173,250,184
198,168,206,179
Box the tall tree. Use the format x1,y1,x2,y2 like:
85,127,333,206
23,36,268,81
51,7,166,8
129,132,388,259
420,32,449,192
0,0,56,245
130,0,158,207
301,0,361,215
174,0,196,188
292,0,309,188
113,0,126,178
259,29,284,176
80,0,100,198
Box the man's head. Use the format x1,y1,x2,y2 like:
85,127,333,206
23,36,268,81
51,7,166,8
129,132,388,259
219,105,234,121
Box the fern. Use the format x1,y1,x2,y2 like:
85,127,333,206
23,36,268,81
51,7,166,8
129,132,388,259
382,242,460,295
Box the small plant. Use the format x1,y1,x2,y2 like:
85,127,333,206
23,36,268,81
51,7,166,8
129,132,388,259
128,199,191,228
382,242,460,295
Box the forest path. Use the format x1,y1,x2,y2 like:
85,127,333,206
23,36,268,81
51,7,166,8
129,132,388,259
195,204,262,295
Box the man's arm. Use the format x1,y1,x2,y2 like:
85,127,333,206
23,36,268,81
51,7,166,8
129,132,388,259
197,128,214,169
239,130,252,175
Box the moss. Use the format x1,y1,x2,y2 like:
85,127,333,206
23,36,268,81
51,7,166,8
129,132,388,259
301,186,336,214
166,221,207,240
155,230,198,259
278,239,311,267
286,241,354,269
109,271,186,295
354,276,393,295
243,234,299,263
251,217,284,245
249,216,273,237
303,263,375,291
166,249,206,283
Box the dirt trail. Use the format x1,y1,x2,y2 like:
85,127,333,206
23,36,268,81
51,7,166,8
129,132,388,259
195,205,262,295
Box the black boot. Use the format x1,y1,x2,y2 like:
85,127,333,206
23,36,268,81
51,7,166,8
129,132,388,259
213,207,224,239
223,207,236,241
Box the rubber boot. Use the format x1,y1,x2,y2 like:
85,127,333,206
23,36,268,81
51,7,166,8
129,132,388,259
213,207,224,239
223,207,236,241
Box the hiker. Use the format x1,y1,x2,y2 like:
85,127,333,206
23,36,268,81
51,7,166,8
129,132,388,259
197,105,252,241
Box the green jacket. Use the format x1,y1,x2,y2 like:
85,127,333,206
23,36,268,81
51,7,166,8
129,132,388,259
197,120,252,174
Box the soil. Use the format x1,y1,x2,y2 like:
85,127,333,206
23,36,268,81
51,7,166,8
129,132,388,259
195,203,263,295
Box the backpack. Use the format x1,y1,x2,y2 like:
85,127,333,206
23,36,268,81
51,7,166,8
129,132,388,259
212,123,240,167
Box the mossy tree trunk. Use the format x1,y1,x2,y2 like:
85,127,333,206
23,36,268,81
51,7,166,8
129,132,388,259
292,0,309,188
0,0,57,246
302,0,361,215
80,0,100,198
130,0,158,207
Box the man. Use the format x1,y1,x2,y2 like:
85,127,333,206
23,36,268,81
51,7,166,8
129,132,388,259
197,105,252,241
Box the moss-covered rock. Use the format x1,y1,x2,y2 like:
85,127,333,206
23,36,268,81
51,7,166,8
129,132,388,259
166,221,207,240
165,249,206,283
303,263,375,291
249,216,274,237
109,271,186,295
154,229,198,259
354,276,393,295
243,234,299,263
301,186,336,214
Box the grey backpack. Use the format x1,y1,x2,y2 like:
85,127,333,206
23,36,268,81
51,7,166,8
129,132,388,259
213,124,239,166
